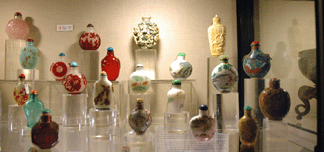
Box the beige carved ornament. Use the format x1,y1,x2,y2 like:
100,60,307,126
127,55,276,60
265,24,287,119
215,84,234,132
208,15,226,57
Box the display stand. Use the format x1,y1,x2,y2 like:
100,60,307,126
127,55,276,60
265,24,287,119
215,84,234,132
8,104,27,131
212,93,239,151
124,131,154,152
79,50,99,80
164,111,189,134
62,125,88,152
88,108,120,152
62,94,87,127
244,78,270,152
17,69,39,80
5,39,26,80
135,49,156,80
263,120,288,151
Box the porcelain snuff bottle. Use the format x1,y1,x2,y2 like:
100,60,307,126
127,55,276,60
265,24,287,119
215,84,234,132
62,62,87,94
170,53,193,79
129,62,151,94
79,23,101,50
50,53,70,81
167,80,186,113
93,71,114,110
211,55,238,93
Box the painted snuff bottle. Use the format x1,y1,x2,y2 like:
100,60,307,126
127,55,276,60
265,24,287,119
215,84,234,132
62,62,87,94
167,80,185,113
170,53,193,79
93,71,114,110
129,63,151,94
13,74,31,106
20,39,39,69
128,98,152,135
50,53,70,81
190,105,215,141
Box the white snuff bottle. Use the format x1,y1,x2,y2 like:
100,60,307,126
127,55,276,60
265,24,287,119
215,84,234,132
93,71,114,110
167,80,185,113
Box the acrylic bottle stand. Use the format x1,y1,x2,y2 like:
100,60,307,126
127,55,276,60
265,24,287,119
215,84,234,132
135,49,156,80
213,93,239,152
79,49,99,81
61,93,88,152
89,108,120,152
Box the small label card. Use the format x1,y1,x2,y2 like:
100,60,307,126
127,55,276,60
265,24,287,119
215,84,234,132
215,132,229,152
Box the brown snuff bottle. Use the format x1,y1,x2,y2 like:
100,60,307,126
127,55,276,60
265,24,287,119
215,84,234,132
32,108,59,149
239,106,258,145
259,78,291,120
128,98,152,135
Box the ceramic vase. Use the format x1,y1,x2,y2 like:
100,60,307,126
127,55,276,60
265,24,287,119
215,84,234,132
62,62,87,94
170,53,193,79
128,98,152,135
93,71,114,110
167,80,185,113
189,105,215,141
211,55,238,93
50,53,70,81
20,39,39,69
133,16,159,49
242,41,271,78
101,47,121,81
208,15,226,57
32,108,59,149
239,106,258,145
13,74,31,106
259,78,291,120
129,63,151,94
24,90,44,128
79,23,101,50
6,12,30,40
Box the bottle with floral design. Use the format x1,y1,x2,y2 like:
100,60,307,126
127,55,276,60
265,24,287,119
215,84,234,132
239,105,258,145
6,12,30,40
93,71,114,110
50,53,70,81
19,39,39,69
211,55,238,93
62,62,87,94
101,47,121,81
208,15,226,57
133,16,159,49
24,90,44,128
259,78,291,120
128,98,152,135
13,74,31,106
189,105,215,141
129,63,151,94
167,80,185,113
243,41,271,78
79,23,101,50
170,53,192,79
32,108,59,149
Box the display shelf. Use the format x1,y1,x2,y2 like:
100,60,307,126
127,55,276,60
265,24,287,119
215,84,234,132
164,111,189,134
0,80,127,125
79,49,99,81
5,39,26,80
124,131,154,152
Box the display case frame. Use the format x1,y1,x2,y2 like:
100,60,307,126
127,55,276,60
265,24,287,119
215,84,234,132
236,0,324,151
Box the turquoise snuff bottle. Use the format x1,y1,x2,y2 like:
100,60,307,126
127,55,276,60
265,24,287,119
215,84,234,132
20,39,39,69
24,90,44,128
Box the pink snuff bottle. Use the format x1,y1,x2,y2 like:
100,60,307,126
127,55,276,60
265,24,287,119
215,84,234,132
6,12,30,40
79,23,101,50
62,62,87,94
50,53,70,81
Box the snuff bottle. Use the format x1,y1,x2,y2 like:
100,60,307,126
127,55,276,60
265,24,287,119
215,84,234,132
128,98,152,135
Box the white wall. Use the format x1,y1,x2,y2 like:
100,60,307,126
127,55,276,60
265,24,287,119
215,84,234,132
0,0,237,112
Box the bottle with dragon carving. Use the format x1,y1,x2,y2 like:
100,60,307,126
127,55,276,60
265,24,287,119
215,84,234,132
93,71,114,110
